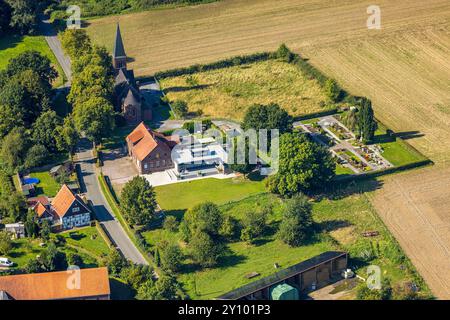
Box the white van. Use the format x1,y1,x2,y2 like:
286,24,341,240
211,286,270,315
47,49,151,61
0,257,13,267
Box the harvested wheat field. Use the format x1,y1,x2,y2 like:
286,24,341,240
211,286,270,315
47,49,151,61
159,59,330,120
369,165,450,299
87,0,450,298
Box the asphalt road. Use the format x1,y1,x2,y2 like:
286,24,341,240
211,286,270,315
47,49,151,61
76,139,148,265
39,16,72,84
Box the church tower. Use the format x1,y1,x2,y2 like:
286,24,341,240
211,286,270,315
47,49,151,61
113,23,127,71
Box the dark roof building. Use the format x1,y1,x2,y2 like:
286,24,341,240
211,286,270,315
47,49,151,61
217,251,348,300
112,23,151,125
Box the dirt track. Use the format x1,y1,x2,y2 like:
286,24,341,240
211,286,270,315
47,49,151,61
87,0,450,298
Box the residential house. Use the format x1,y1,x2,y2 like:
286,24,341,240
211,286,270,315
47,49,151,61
0,267,110,300
32,185,91,230
126,122,177,174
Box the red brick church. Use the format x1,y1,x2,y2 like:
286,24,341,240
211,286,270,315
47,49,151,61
113,24,151,125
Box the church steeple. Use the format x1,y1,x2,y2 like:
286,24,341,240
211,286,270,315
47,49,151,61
113,23,127,70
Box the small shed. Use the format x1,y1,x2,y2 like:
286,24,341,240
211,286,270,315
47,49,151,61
4,223,25,239
270,283,299,300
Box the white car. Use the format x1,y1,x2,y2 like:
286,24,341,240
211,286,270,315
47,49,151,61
0,257,14,267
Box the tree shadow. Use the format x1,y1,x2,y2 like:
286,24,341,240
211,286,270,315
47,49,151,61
68,232,86,241
164,84,212,93
319,178,384,201
0,35,23,51
109,278,136,300
393,131,424,140
317,219,352,232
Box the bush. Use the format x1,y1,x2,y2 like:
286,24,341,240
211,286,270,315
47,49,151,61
67,252,84,267
190,231,225,268
163,216,179,232
171,100,188,118
0,230,12,255
160,243,183,273
240,207,269,244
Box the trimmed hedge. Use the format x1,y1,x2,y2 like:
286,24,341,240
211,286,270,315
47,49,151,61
333,159,433,184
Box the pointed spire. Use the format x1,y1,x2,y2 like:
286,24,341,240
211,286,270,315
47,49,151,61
113,23,126,58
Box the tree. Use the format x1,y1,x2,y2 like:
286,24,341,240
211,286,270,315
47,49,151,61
341,108,358,132
24,258,42,273
0,126,29,172
24,209,39,238
0,70,51,126
266,133,335,196
6,51,57,85
183,202,223,241
357,98,378,143
67,252,84,267
276,43,294,62
219,215,239,241
160,243,183,273
172,100,188,118
120,264,153,290
32,110,62,152
190,231,224,268
0,192,27,222
242,103,293,134
240,207,269,244
55,116,80,159
73,96,115,144
324,79,341,103
0,0,11,36
69,64,114,106
39,242,67,272
277,193,314,246
60,29,92,59
136,275,180,300
5,0,39,35
120,176,157,225
24,145,48,169
72,45,114,76
106,249,129,277
0,230,12,255
39,220,51,241
0,104,24,138
163,216,179,232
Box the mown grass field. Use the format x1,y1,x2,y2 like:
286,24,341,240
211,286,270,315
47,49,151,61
159,59,330,120
143,188,431,299
154,176,266,212
0,35,65,87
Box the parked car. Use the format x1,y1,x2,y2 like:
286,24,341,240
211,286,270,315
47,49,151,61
0,257,14,267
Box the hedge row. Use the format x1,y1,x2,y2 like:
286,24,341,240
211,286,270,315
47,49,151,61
333,159,433,184
154,52,273,79
295,108,339,121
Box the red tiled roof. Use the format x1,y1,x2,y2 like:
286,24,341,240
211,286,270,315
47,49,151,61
51,184,76,218
35,202,50,218
126,122,172,161
0,267,110,300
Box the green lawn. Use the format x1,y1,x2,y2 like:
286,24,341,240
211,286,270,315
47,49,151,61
372,126,427,166
335,164,354,176
56,226,111,259
101,126,134,151
29,171,61,197
0,34,65,87
6,238,45,269
154,176,266,212
144,183,432,300
143,193,337,299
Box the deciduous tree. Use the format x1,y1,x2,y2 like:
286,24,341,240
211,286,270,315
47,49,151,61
120,176,157,226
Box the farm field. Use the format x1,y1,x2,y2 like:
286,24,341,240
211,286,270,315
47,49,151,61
159,59,330,120
86,0,450,163
85,0,450,298
0,35,65,87
143,190,431,299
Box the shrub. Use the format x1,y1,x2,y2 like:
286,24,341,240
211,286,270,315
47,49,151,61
171,100,188,118
163,216,179,232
